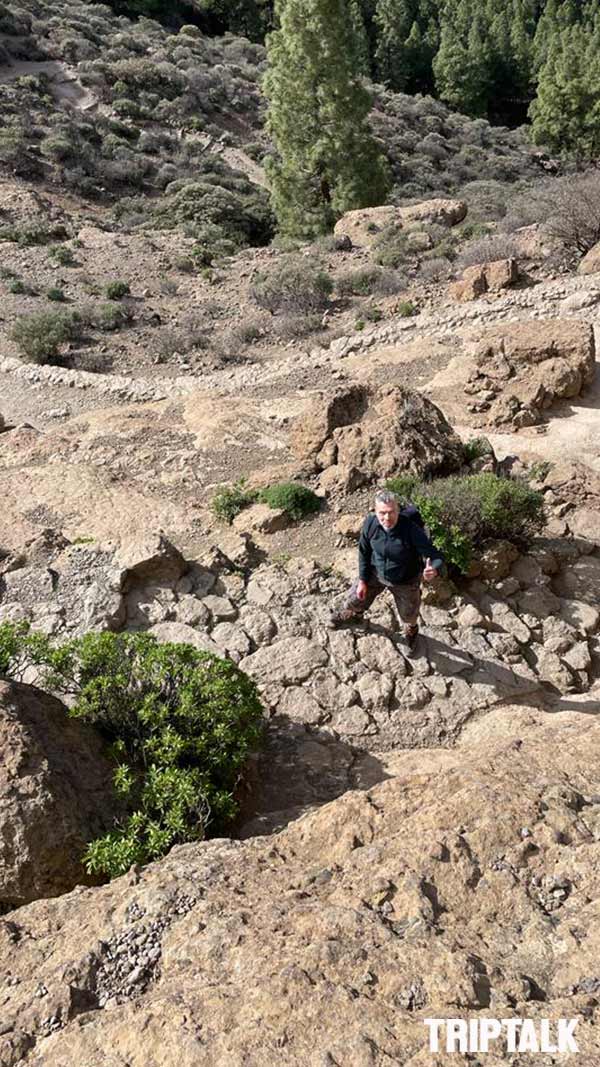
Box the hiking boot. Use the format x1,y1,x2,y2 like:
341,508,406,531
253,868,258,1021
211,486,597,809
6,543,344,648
327,607,357,629
401,623,419,653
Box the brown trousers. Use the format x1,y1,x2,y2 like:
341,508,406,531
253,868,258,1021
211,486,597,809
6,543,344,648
343,574,422,626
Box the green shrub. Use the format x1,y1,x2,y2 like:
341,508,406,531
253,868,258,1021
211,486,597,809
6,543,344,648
90,302,132,331
49,244,76,266
0,222,68,247
105,280,131,300
212,479,257,524
174,255,195,273
385,472,545,571
47,287,66,302
462,437,495,466
0,625,264,878
251,256,333,313
397,301,416,317
10,309,82,364
372,225,410,268
258,482,321,521
335,268,382,297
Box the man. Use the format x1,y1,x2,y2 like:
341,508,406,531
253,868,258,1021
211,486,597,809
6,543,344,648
329,489,444,649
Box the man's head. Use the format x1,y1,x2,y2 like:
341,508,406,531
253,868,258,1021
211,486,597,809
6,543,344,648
374,489,399,530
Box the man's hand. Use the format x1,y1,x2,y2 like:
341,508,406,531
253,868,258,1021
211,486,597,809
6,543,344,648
356,578,368,600
423,558,438,583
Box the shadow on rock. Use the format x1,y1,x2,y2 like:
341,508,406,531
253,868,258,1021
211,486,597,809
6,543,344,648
232,713,391,840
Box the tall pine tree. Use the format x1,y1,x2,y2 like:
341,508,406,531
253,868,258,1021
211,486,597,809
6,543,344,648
263,0,390,239
530,18,600,159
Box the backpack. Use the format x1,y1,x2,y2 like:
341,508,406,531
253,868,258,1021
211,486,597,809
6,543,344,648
400,503,425,529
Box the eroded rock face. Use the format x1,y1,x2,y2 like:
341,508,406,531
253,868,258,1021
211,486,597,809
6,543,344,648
0,679,120,910
3,706,600,1067
292,384,464,491
464,319,596,427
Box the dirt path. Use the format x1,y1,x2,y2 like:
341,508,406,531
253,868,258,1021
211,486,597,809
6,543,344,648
0,58,98,110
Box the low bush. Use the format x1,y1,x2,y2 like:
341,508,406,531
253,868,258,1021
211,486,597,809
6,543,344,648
49,244,76,266
385,472,545,571
502,171,600,255
251,255,333,313
105,280,131,299
258,482,321,521
335,268,383,297
371,224,410,268
10,309,82,364
89,302,132,331
47,287,67,302
0,222,69,247
212,479,257,524
458,234,519,268
0,625,264,878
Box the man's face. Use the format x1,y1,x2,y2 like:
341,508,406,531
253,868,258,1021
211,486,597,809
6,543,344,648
375,501,399,530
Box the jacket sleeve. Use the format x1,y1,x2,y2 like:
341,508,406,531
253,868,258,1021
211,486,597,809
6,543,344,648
358,515,373,580
409,522,444,569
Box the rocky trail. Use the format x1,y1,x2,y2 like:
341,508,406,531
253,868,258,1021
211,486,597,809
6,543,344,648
2,190,600,1063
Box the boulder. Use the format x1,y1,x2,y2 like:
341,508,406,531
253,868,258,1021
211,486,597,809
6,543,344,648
294,383,464,490
578,240,600,275
450,265,487,302
0,679,121,908
290,384,368,465
397,198,467,228
114,532,187,589
233,503,288,535
333,199,466,247
451,259,518,301
511,223,564,260
465,319,595,428
333,205,398,247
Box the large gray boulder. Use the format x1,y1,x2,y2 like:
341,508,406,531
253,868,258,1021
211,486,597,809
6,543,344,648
0,679,121,909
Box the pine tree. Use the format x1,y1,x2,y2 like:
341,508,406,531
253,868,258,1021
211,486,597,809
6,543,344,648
348,0,372,75
263,0,390,239
374,0,413,90
433,0,491,116
530,20,600,160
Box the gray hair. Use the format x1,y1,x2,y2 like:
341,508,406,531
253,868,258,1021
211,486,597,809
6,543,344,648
374,489,398,506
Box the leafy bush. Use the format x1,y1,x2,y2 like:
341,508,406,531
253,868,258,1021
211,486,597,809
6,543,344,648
105,280,131,299
0,222,68,247
258,482,321,521
10,309,82,364
463,436,493,464
49,244,76,266
90,302,132,331
251,255,333,313
0,625,263,878
47,287,67,302
371,224,410,268
385,472,545,571
396,300,416,317
335,268,383,297
212,479,257,524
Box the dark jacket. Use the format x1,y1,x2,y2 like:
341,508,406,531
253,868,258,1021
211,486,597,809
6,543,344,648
358,511,443,586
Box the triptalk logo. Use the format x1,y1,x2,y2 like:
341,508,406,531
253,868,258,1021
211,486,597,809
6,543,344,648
424,1018,579,1054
